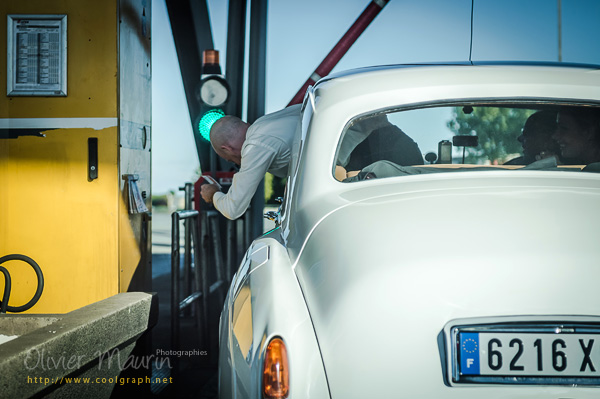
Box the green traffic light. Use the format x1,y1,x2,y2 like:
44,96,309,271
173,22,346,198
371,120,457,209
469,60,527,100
198,109,225,141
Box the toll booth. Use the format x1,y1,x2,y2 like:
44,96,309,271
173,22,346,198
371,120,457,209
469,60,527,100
0,0,151,313
0,1,154,396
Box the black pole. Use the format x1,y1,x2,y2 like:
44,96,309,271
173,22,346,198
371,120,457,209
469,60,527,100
247,0,268,241
247,0,267,124
226,0,248,118
166,0,215,170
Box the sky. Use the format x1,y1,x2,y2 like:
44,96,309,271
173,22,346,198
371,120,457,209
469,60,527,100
151,0,600,195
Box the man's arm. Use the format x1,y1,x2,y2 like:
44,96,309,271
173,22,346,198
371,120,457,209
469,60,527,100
212,144,277,220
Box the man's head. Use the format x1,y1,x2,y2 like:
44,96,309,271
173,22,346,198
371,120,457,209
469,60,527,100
517,110,559,160
210,116,249,165
554,108,600,164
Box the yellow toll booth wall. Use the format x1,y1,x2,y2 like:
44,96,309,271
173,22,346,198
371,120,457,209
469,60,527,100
0,0,152,313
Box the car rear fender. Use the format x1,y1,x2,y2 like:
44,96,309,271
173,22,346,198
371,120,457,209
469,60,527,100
219,236,330,398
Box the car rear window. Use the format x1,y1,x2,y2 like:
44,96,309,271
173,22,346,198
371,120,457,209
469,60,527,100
334,103,600,182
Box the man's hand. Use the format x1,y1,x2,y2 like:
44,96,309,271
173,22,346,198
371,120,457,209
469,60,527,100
200,184,221,204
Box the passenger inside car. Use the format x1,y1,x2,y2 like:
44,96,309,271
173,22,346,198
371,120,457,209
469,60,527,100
337,114,423,172
505,110,561,165
554,108,600,165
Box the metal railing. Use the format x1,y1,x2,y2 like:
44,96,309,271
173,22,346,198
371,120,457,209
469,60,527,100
170,181,256,367
170,210,229,356
170,210,204,353
180,183,193,317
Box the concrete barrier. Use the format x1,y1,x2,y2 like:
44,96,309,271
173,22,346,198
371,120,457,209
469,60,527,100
0,292,157,398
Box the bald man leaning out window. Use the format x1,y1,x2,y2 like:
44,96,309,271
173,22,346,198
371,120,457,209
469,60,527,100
200,104,301,220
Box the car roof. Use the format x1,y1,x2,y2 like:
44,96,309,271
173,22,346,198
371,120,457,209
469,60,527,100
318,61,600,84
306,62,600,116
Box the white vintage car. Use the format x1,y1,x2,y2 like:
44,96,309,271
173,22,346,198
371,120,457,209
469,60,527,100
218,63,600,398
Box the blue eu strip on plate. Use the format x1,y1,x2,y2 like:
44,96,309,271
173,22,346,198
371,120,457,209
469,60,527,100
460,332,480,375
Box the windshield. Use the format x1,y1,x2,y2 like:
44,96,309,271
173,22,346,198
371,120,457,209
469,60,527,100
334,103,600,182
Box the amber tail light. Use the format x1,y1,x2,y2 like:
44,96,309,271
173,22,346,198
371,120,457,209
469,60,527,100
262,337,290,398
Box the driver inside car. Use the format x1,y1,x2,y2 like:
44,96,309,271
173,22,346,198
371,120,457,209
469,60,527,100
553,107,600,165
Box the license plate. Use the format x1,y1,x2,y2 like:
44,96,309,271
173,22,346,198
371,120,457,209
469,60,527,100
452,323,600,385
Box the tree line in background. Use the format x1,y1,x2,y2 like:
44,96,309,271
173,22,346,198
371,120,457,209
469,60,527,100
447,106,534,164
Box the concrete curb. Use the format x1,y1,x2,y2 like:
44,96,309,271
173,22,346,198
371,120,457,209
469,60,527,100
0,292,157,399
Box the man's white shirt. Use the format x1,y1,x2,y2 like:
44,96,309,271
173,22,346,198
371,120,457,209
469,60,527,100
213,104,300,219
